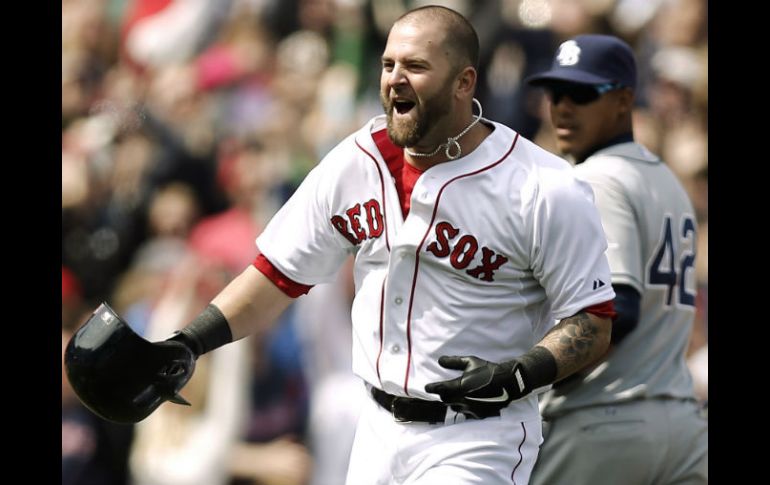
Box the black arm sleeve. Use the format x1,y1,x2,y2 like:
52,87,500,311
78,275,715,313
610,284,641,345
168,304,233,357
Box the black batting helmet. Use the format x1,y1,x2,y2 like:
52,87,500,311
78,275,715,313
64,302,196,424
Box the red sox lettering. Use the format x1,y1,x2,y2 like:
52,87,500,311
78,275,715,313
331,199,385,245
426,221,509,282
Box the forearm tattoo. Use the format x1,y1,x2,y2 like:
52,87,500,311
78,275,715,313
540,311,607,381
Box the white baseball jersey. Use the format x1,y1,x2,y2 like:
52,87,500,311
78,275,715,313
256,115,615,422
541,142,698,416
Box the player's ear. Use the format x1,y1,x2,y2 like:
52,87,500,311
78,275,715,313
455,66,477,98
616,88,635,115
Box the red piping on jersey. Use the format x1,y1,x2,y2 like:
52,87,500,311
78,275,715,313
511,421,527,484
357,134,394,384
355,139,391,252
375,279,386,386
252,253,313,297
403,133,520,395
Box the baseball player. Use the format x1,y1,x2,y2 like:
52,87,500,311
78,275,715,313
526,35,708,484
67,7,617,484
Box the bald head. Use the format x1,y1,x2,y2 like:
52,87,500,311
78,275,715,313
394,6,479,75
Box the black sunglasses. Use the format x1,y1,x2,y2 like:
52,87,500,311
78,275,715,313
545,82,624,105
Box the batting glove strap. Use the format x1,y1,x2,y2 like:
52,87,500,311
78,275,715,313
513,345,558,396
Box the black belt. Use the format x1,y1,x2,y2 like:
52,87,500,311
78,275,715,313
371,387,504,422
371,387,449,423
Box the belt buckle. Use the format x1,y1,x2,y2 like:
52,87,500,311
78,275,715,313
390,397,413,423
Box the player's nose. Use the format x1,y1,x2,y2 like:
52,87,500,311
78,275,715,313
550,97,576,117
551,94,576,110
386,65,408,88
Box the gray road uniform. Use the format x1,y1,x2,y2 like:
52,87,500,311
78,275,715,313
531,142,708,485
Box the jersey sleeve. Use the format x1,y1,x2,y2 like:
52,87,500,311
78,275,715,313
255,151,354,287
529,173,616,320
575,160,644,293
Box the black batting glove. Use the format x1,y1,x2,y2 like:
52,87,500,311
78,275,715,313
167,330,201,360
425,347,557,418
424,355,532,418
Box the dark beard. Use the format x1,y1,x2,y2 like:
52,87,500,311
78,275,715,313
381,78,454,148
384,108,424,147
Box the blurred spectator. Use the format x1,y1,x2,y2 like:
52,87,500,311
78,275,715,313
62,266,85,330
108,181,200,335
229,307,313,485
63,0,121,125
292,259,365,485
146,182,201,239
110,238,189,336
121,0,235,70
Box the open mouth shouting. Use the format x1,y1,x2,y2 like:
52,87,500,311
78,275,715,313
392,98,416,117
384,95,423,146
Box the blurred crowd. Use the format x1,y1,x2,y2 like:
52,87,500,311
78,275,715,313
61,0,707,484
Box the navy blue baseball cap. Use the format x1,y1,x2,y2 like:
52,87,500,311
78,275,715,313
526,34,637,89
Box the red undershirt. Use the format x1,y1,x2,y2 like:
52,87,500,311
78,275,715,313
372,128,424,219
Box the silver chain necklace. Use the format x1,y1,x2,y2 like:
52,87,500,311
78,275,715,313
405,98,483,160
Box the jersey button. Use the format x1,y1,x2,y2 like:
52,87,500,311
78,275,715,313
394,297,403,305
391,344,401,353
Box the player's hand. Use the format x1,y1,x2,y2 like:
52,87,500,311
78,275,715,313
424,355,531,417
